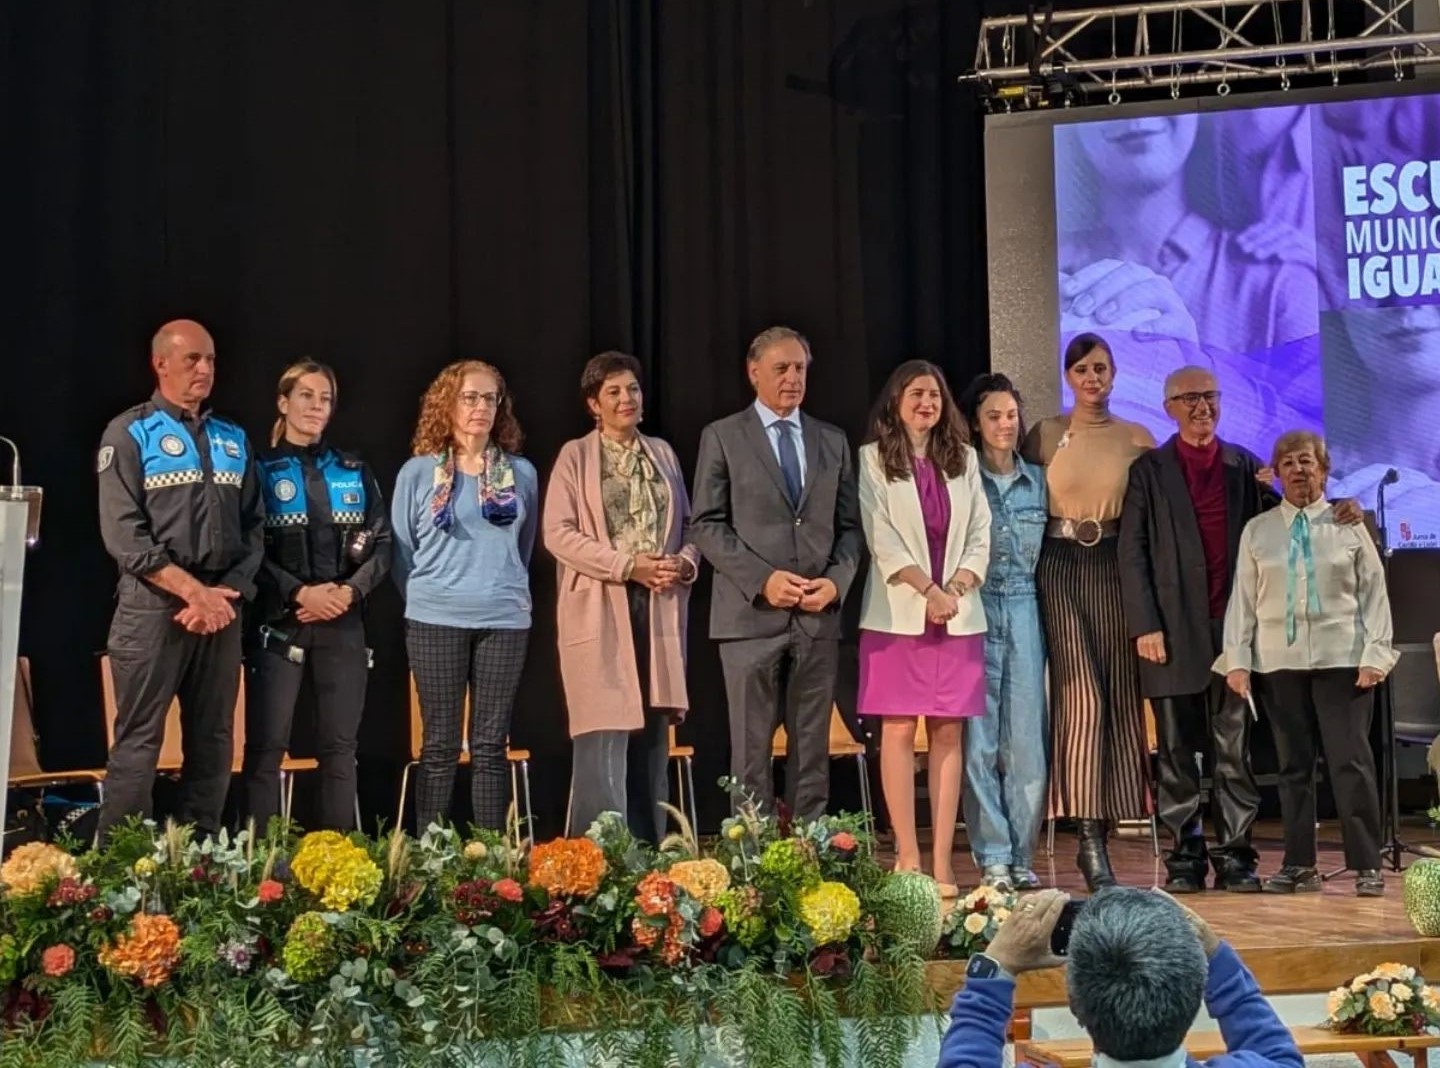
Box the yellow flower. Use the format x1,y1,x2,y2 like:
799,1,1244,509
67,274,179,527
668,859,731,905
1374,963,1411,981
994,908,1012,923
1422,987,1440,1011
464,841,488,861
291,831,382,912
1352,975,1373,992
133,858,157,877
797,881,861,946
1369,992,1398,1021
725,823,746,841
0,843,80,899
1393,982,1414,1002
963,912,989,936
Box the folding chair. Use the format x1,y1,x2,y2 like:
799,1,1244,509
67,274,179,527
396,673,534,844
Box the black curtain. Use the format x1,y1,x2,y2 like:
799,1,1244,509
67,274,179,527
0,0,989,836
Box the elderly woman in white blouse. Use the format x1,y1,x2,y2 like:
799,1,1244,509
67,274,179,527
1216,429,1397,899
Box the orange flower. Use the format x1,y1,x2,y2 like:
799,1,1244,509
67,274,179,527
635,873,677,917
41,945,75,978
257,880,284,905
527,838,607,899
699,906,724,939
99,913,182,988
493,878,524,903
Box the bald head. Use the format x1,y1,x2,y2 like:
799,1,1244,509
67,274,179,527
1162,365,1220,446
151,319,216,412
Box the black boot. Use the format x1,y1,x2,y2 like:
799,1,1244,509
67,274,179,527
1163,834,1208,894
1077,819,1117,891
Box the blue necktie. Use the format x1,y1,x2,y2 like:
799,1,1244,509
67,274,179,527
775,420,802,507
1285,510,1322,645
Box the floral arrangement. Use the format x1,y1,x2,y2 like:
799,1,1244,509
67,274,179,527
937,885,1018,959
0,792,943,1068
1325,963,1440,1036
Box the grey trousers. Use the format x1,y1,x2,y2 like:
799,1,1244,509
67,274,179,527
720,624,837,821
568,583,673,842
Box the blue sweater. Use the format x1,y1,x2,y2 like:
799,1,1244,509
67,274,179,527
390,455,539,630
938,942,1303,1068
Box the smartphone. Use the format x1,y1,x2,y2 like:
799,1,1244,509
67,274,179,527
1050,899,1085,957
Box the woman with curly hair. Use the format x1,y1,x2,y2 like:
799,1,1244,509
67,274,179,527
392,360,538,831
857,360,991,897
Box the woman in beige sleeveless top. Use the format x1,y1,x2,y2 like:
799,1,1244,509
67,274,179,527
1022,333,1155,890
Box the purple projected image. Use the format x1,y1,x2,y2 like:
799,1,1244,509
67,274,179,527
1053,93,1440,547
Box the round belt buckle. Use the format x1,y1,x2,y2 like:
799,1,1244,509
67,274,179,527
1074,517,1103,547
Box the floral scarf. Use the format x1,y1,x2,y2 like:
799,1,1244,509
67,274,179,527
430,444,518,531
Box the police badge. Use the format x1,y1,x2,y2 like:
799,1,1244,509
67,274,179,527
160,434,186,456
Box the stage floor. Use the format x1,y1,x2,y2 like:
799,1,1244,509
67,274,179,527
910,818,1440,1007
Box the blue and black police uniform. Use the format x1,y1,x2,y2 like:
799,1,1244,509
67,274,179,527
96,391,264,840
242,438,391,831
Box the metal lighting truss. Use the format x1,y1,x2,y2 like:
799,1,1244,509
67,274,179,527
962,0,1440,102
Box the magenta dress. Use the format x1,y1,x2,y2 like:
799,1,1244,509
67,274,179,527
857,458,986,718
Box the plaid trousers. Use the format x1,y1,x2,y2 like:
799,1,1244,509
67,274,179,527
405,620,529,832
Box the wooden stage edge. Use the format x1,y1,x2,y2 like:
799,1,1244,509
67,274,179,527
912,818,1440,1006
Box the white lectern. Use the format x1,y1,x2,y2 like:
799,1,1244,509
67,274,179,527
0,433,42,851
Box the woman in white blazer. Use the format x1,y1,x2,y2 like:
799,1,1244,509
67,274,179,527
858,360,991,897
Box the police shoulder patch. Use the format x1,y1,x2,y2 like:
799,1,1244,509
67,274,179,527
96,446,114,473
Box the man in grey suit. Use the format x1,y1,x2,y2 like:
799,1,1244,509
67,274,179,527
689,326,863,819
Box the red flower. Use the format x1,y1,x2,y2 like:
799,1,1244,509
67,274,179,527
830,832,857,854
41,945,75,978
46,878,97,908
698,906,724,939
89,906,113,923
493,878,524,903
257,880,284,905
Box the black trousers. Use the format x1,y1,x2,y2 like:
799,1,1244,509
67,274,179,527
242,612,368,832
719,625,838,821
1253,667,1382,870
99,583,242,842
1151,623,1261,876
405,621,529,832
569,584,673,842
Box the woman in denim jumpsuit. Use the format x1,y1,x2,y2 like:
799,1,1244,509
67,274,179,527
957,374,1049,891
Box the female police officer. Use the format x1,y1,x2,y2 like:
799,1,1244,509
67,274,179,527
241,359,391,831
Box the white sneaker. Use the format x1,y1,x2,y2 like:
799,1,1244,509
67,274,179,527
981,864,1013,892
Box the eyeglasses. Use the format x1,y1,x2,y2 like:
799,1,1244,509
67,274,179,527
459,391,502,410
1167,390,1221,410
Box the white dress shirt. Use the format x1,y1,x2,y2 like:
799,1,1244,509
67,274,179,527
1215,498,1399,676
753,399,806,487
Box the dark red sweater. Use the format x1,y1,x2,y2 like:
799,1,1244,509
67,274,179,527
1176,437,1229,620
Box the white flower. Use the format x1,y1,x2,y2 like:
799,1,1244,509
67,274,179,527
1393,983,1414,1002
994,908,1011,923
963,913,988,936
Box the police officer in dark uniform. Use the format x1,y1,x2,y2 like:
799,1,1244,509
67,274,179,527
241,359,391,831
96,319,265,842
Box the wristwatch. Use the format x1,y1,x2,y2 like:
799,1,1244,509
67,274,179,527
965,954,1009,980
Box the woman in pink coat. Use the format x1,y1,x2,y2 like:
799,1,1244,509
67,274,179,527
543,352,700,842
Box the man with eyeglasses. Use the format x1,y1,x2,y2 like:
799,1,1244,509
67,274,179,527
1119,366,1270,893
1119,367,1363,893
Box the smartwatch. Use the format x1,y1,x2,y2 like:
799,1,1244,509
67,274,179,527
965,953,1007,980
